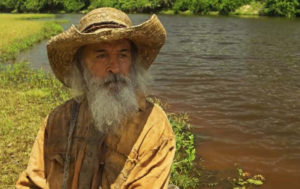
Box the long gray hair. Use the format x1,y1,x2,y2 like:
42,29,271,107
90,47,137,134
66,44,151,133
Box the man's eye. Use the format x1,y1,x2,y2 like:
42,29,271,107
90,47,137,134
120,53,128,58
96,54,106,58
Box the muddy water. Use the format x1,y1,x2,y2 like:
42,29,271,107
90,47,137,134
17,14,300,188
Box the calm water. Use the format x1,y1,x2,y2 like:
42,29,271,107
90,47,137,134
17,14,300,188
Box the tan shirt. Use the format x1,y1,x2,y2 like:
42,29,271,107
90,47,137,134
16,97,175,189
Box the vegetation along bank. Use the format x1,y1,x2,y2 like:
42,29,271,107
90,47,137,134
0,0,299,18
0,14,63,62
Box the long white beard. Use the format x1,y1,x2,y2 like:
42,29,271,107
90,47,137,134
83,70,139,134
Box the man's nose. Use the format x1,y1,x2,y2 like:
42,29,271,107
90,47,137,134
107,57,120,74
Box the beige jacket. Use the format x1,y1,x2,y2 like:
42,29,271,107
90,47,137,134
16,97,175,189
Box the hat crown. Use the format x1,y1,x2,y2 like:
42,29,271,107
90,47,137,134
79,7,133,32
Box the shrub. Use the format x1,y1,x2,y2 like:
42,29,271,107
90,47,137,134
173,0,190,13
63,0,86,12
88,0,116,10
24,0,45,12
264,0,300,18
219,0,251,15
188,0,211,14
169,113,200,188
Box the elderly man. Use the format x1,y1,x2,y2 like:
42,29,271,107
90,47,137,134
16,7,175,189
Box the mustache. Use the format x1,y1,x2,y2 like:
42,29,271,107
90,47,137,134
98,73,129,87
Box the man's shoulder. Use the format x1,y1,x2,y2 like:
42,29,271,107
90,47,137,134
137,102,175,154
145,102,174,136
148,102,169,122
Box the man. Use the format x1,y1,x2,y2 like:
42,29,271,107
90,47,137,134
16,7,176,189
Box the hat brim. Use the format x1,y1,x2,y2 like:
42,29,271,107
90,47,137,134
47,14,166,87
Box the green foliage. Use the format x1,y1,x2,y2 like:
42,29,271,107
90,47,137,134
171,0,253,15
0,21,63,62
168,113,200,188
88,0,173,13
233,1,264,16
88,0,116,11
218,0,251,15
0,62,70,187
24,0,45,12
0,0,15,11
0,0,299,17
63,0,87,12
0,62,70,101
188,0,211,15
264,0,300,18
0,0,26,12
172,0,190,13
228,168,265,189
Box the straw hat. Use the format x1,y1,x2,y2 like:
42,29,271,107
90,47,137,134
47,7,166,87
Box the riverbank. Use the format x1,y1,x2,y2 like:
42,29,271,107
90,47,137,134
0,14,63,62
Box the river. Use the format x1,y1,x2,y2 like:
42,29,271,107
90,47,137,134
16,14,300,188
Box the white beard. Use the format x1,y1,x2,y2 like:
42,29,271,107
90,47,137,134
83,70,139,134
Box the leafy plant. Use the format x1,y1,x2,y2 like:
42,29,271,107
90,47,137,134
172,0,190,13
264,0,300,18
188,0,211,15
219,0,251,15
168,113,200,188
227,168,265,189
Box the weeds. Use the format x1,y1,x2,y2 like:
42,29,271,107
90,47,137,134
0,62,70,188
228,168,265,189
169,113,200,188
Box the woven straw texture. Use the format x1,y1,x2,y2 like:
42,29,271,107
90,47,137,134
47,7,166,87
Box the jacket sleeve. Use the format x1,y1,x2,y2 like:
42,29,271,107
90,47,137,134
122,111,176,189
16,117,48,189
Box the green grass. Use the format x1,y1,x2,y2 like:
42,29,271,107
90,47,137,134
233,1,264,16
0,62,70,188
0,14,63,62
0,62,200,188
159,9,176,15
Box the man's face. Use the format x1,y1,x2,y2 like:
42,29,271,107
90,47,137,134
79,39,139,132
82,39,132,79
